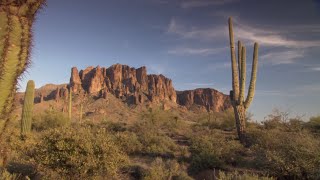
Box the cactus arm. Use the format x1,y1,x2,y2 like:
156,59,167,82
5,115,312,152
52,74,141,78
228,17,240,102
237,40,242,79
244,43,259,109
239,46,246,104
21,80,35,136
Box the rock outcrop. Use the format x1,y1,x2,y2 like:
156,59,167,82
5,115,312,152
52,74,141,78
177,88,231,112
69,64,177,104
20,64,231,113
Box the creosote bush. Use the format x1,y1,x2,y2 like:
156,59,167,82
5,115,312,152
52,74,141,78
247,128,320,179
189,130,243,173
144,158,192,180
32,110,69,131
30,125,129,178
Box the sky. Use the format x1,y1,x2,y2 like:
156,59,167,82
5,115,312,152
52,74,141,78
20,0,320,121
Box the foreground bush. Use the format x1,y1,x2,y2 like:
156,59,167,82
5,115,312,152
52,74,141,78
32,110,69,131
144,158,192,180
248,128,320,179
31,125,129,178
189,130,243,173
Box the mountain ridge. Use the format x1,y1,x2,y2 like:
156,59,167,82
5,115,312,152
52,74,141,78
17,64,231,113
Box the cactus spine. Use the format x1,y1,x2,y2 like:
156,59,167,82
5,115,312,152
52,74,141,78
228,17,259,144
0,0,46,136
68,87,72,123
21,80,35,137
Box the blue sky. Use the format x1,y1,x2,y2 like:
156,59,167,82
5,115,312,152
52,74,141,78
20,0,320,121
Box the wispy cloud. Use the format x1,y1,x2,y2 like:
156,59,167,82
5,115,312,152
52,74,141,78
166,18,320,65
148,64,167,74
167,18,226,40
260,50,305,65
168,46,227,56
207,62,231,70
309,67,320,71
180,0,239,8
167,18,320,48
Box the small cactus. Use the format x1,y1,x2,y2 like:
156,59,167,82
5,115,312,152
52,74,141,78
21,80,35,137
68,87,72,123
228,17,259,144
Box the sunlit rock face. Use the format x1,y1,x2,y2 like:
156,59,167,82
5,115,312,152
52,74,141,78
177,88,231,112
69,64,177,104
67,64,231,112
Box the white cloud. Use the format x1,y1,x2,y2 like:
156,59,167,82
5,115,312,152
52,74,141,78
309,67,320,71
168,46,227,56
260,50,305,65
166,18,320,65
167,18,226,40
167,18,320,48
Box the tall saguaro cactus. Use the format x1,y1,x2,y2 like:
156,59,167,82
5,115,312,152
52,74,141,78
21,80,35,137
228,17,259,144
0,0,46,134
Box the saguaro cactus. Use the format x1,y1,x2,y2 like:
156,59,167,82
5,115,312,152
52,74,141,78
21,80,35,137
228,17,259,144
68,87,72,123
0,0,46,133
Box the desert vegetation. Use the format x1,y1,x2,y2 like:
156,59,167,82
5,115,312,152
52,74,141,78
1,106,320,179
0,1,319,180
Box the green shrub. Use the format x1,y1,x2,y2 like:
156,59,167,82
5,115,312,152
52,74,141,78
189,130,243,173
196,109,235,131
113,131,143,154
138,131,178,157
143,158,193,180
248,128,320,179
32,110,69,131
30,125,129,178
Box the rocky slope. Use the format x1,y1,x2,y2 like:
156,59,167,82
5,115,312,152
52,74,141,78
17,64,231,113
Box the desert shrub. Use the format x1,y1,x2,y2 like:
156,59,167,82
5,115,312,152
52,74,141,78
217,170,274,180
305,116,320,134
139,108,181,132
30,125,129,178
247,128,320,179
144,158,193,180
189,130,243,173
32,110,69,131
130,110,181,157
138,130,178,157
0,169,21,180
113,131,143,154
196,109,235,131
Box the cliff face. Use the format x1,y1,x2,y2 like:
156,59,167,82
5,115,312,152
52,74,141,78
176,88,231,112
21,64,231,113
69,64,177,104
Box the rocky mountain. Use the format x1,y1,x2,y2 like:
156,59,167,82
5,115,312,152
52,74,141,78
19,64,231,113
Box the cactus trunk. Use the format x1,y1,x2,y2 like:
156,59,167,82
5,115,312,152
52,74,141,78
68,88,72,123
228,17,259,144
21,80,35,137
0,0,45,136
